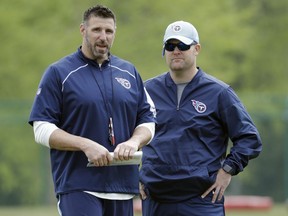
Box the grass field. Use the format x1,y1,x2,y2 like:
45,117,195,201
0,204,287,216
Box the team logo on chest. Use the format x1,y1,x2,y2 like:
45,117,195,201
191,100,206,113
115,77,131,89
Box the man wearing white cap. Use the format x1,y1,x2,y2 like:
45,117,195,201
139,21,262,215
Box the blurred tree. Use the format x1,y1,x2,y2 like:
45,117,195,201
232,0,288,92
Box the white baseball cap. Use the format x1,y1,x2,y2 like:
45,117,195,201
163,21,199,45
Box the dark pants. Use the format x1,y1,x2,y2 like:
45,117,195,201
57,191,133,216
142,193,225,216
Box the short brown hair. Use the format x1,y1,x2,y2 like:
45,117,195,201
83,5,116,24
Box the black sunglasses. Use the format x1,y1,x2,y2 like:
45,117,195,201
164,42,197,52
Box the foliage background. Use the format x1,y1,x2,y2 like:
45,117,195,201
0,0,287,205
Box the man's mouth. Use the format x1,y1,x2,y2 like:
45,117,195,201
97,44,107,49
94,41,107,48
172,58,183,61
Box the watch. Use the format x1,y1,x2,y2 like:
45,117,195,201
222,164,234,175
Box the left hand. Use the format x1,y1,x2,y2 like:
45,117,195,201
201,168,232,203
113,140,139,161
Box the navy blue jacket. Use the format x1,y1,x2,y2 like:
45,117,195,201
140,68,262,202
29,48,155,196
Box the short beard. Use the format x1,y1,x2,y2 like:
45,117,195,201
85,35,108,60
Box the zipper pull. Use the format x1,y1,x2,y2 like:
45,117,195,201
109,117,115,145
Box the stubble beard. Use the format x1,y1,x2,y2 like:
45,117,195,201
85,36,109,61
169,60,185,72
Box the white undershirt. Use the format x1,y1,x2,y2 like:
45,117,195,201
84,191,134,200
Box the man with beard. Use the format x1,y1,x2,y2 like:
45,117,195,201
29,5,155,216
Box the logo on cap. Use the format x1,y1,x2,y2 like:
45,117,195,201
173,25,182,32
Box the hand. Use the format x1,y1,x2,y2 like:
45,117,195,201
113,140,139,161
139,182,147,200
84,140,113,167
201,168,232,203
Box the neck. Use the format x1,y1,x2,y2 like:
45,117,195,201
80,46,108,64
170,67,198,84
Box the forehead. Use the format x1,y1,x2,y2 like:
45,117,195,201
86,16,116,30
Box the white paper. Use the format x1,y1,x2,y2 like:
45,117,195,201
87,151,143,167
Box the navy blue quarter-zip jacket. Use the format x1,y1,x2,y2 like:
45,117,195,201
140,68,262,203
29,48,156,196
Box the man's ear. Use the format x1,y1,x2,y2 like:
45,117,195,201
194,44,201,55
80,23,85,36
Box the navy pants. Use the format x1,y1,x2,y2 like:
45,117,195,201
57,191,133,216
142,193,225,216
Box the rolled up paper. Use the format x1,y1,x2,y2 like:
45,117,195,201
87,151,143,167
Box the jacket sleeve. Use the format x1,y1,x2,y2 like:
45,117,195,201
219,87,262,175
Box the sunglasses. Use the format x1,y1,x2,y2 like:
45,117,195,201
164,42,197,52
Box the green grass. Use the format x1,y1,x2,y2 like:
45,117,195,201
225,204,288,216
0,204,287,216
0,204,286,216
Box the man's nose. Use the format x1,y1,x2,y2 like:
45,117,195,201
98,30,107,40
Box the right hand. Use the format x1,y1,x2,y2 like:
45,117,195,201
83,140,113,166
49,129,113,166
